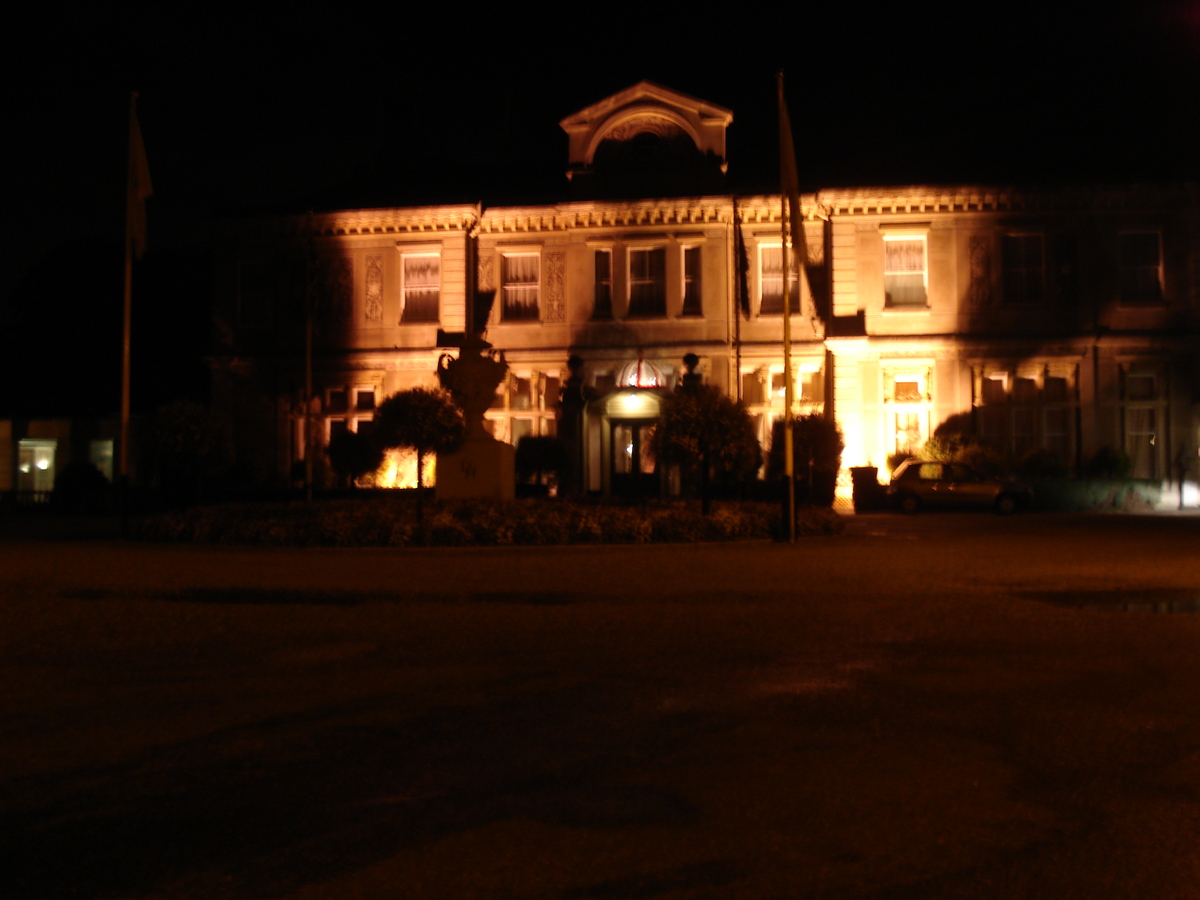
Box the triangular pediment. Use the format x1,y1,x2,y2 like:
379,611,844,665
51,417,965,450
559,81,732,175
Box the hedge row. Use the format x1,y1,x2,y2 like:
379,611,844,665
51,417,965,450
130,496,843,547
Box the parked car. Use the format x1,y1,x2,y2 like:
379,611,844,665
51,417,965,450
888,459,1033,514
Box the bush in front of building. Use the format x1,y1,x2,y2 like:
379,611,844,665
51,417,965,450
766,414,845,507
130,495,842,546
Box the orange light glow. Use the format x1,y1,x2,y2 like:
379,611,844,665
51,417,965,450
371,448,437,489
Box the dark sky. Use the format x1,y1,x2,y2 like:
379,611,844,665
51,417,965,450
3,1,1198,411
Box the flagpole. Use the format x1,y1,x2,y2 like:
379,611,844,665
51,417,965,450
120,92,137,533
778,72,796,542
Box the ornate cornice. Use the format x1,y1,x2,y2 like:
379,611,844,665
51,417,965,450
477,199,738,234
223,205,482,240
817,183,1198,217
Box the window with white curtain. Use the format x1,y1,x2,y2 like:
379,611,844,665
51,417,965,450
758,244,799,315
502,254,540,321
401,254,440,322
883,236,927,307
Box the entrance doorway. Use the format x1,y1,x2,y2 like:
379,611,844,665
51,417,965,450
611,421,658,497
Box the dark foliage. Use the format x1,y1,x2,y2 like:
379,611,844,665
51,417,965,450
326,429,385,488
652,384,760,511
515,435,569,486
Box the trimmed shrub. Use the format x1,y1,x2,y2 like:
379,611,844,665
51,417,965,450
129,494,840,547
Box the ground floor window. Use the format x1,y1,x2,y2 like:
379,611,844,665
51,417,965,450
17,440,56,496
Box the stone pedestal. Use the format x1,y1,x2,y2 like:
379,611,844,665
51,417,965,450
436,437,515,500
433,334,514,500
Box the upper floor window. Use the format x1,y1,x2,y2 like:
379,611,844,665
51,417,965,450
592,249,613,320
502,253,540,321
627,247,666,318
681,246,702,316
1001,234,1044,305
758,244,797,315
1119,231,1163,305
883,236,927,308
400,254,440,323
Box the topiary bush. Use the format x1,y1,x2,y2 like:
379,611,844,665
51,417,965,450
128,494,839,547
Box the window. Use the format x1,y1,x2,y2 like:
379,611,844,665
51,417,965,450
884,367,932,457
502,254,540,321
883,236,927,307
400,254,440,322
326,388,348,413
17,439,56,496
758,245,797,315
1119,232,1163,305
681,246,702,316
592,249,612,320
485,370,560,444
1001,234,1044,304
89,440,114,482
627,247,666,317
1122,366,1164,479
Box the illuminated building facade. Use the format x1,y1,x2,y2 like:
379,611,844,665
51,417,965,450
210,83,1199,500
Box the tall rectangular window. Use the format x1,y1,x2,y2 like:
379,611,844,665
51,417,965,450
592,249,612,320
627,247,666,317
1119,232,1163,305
681,246,702,316
758,245,797,315
1001,234,1044,304
401,255,440,322
883,237,927,307
502,254,540,321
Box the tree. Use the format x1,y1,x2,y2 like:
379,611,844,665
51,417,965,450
652,383,759,513
767,414,845,506
326,428,384,488
374,387,465,521
151,400,229,507
515,435,569,489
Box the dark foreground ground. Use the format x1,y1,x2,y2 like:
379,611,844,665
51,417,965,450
2,512,1199,899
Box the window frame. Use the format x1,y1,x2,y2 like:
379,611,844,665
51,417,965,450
882,233,929,309
681,244,703,317
625,245,668,318
399,251,441,324
592,248,613,320
1000,233,1045,305
756,243,799,316
501,252,541,322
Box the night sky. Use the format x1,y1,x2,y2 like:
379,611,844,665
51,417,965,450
4,1,1198,415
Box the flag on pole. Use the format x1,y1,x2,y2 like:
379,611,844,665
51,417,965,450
127,98,153,260
732,199,751,319
777,76,808,312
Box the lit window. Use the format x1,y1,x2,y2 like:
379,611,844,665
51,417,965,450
327,389,348,413
401,254,440,323
592,250,612,320
884,236,927,307
894,378,923,403
758,245,797,315
502,254,540,321
627,247,666,317
1001,234,1044,304
1119,232,1163,305
681,246,702,316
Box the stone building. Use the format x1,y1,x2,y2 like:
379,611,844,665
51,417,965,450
209,82,1200,501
